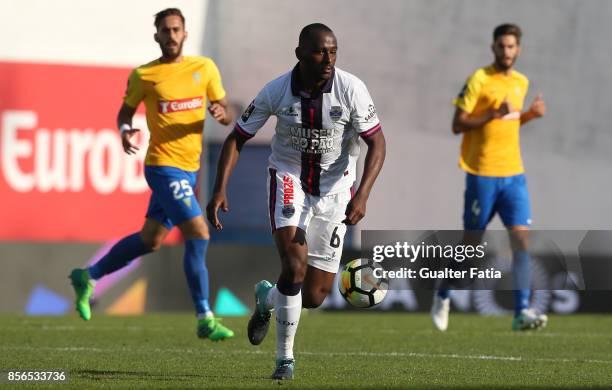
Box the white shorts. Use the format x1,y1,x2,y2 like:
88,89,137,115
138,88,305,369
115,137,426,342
267,168,352,274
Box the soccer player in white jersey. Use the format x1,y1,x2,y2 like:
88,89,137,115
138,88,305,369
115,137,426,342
206,23,385,380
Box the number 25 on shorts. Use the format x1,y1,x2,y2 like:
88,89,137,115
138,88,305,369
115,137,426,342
169,179,194,200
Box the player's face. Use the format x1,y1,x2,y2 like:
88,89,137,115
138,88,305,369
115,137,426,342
298,32,337,81
492,34,520,71
154,15,187,60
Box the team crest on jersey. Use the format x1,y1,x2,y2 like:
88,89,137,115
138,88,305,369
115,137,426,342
241,100,255,122
192,72,201,83
329,106,342,121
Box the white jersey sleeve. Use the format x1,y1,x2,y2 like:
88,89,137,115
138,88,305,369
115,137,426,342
234,87,272,139
349,79,381,138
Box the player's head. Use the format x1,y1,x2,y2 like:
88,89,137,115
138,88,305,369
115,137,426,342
295,23,337,82
154,8,187,61
491,23,522,71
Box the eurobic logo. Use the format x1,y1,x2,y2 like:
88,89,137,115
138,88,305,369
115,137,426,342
158,97,203,114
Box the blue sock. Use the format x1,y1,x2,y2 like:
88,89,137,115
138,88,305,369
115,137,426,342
437,289,450,299
512,249,531,316
88,233,152,280
184,239,212,316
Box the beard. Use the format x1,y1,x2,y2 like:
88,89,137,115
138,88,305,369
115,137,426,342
160,40,184,60
495,56,516,71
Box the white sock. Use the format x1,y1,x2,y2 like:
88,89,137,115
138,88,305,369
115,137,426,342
275,290,301,361
197,311,214,320
265,286,278,311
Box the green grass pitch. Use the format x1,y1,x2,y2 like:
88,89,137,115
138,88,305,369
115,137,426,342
1,313,611,389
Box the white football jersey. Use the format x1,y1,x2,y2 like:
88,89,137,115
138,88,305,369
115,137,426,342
235,65,381,196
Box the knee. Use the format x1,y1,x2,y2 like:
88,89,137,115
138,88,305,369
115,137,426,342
302,287,330,309
178,217,210,240
280,255,308,284
140,232,164,252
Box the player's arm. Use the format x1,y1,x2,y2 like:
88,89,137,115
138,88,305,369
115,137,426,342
520,93,546,125
452,101,512,134
206,131,248,230
206,92,269,230
117,103,140,155
208,97,233,126
344,131,386,225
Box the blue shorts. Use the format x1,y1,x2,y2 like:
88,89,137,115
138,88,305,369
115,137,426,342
463,173,531,229
144,166,202,229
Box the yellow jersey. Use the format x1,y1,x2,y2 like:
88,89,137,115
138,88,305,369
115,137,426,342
453,64,529,177
124,56,226,171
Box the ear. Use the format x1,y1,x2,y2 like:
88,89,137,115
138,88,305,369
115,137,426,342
154,33,159,43
490,42,495,54
184,30,188,41
516,45,521,56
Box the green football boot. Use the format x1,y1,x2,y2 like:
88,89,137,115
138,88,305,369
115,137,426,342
512,308,548,331
271,358,295,380
247,280,274,345
197,316,235,341
69,268,94,321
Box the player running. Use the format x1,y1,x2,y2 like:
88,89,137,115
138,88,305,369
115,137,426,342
206,23,385,379
431,24,547,332
69,8,235,341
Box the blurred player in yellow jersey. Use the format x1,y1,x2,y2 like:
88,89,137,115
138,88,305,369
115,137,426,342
69,8,235,340
432,24,548,331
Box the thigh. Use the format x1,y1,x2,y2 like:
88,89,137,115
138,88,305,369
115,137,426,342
144,166,203,227
497,174,532,228
267,168,312,233
306,188,351,274
463,173,498,230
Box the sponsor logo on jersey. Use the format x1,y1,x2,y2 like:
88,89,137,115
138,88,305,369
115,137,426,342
241,100,255,122
158,97,204,114
289,127,336,154
364,104,377,122
329,106,342,121
279,105,300,117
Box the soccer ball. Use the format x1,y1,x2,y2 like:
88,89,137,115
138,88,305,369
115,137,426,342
338,259,389,308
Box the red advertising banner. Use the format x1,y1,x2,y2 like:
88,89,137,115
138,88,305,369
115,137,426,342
0,61,179,243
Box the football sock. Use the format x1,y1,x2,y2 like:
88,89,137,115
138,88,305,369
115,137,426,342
512,249,531,316
275,283,302,361
88,233,151,280
265,285,278,311
184,239,212,317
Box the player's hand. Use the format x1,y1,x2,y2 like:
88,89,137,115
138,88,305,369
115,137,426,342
121,128,140,155
343,194,367,225
208,102,228,124
495,96,513,118
528,93,546,118
206,192,229,230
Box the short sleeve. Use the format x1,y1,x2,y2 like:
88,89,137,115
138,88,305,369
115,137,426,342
233,87,272,139
350,79,381,138
206,59,226,102
453,73,483,114
123,69,144,108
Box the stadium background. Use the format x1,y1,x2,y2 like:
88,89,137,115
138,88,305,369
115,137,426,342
1,0,611,317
